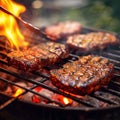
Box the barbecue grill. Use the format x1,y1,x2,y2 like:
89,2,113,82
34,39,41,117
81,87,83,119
0,27,120,120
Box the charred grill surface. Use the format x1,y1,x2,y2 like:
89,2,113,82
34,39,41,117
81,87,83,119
50,55,114,95
66,32,119,53
44,21,82,41
7,42,69,71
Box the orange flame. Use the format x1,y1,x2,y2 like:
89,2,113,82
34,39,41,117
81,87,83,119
13,88,23,97
63,97,72,105
62,97,72,105
0,0,28,50
57,95,73,105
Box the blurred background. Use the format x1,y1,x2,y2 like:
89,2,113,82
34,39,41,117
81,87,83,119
15,0,120,32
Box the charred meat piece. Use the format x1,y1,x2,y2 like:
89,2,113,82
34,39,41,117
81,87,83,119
50,55,114,95
7,42,69,71
44,21,82,41
66,32,119,53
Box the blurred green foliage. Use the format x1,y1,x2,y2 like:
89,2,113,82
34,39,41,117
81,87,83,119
59,0,120,32
15,0,120,32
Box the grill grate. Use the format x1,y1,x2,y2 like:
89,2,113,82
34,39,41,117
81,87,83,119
0,28,120,111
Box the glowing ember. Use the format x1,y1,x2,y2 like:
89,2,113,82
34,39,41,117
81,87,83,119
32,87,42,103
32,95,41,103
63,97,72,105
57,95,73,105
32,87,73,105
13,88,23,97
34,87,42,92
0,0,28,49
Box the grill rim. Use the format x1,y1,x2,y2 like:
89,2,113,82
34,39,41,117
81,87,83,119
10,97,120,112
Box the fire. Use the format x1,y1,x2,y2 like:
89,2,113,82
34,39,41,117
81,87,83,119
32,87,42,103
63,97,72,105
13,88,23,97
32,95,41,103
56,95,73,105
32,87,73,105
0,0,28,49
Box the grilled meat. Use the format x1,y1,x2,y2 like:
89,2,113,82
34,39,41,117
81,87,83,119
50,55,114,95
7,42,69,71
66,32,119,53
44,21,82,41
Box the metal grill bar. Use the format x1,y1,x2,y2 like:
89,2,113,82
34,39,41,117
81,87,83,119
110,81,120,88
0,59,8,65
114,73,120,77
102,52,120,60
114,66,120,71
90,94,118,105
99,56,120,64
101,87,120,97
107,49,120,55
0,97,17,110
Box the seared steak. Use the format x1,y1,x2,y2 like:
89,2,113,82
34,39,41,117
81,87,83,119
44,21,82,41
7,42,69,71
66,32,119,53
50,55,114,95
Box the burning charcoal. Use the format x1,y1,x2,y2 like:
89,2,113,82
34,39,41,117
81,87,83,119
50,55,114,95
44,21,82,41
7,41,69,71
66,32,119,53
32,86,73,106
32,87,54,104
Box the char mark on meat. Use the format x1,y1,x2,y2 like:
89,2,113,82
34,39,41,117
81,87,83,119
66,32,119,54
7,42,69,71
50,55,114,95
